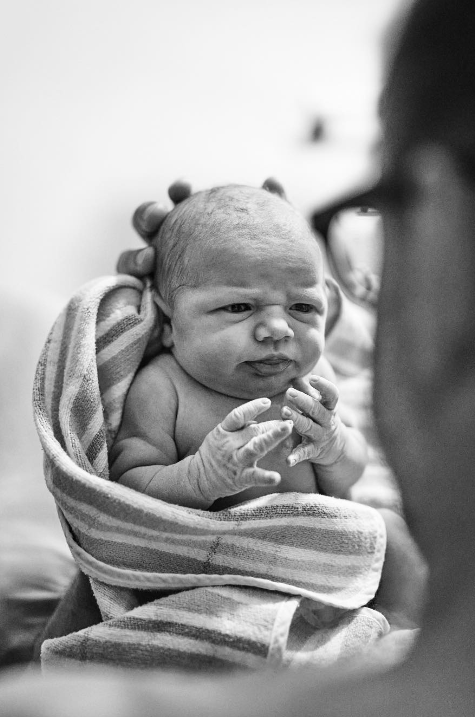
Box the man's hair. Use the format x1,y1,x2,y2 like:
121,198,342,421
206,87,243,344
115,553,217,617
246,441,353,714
152,184,306,307
381,0,475,181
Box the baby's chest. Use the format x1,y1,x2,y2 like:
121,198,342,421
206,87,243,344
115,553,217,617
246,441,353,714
174,390,318,496
174,389,242,458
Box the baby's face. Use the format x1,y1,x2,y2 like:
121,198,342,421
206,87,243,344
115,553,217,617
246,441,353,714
166,211,328,400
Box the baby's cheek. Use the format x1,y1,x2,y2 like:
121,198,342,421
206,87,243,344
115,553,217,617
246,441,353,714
301,331,324,370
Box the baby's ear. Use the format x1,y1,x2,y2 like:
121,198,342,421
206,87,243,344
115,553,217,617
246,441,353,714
152,291,174,348
324,276,343,337
161,324,174,348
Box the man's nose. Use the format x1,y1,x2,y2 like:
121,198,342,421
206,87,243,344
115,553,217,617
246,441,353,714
254,308,294,342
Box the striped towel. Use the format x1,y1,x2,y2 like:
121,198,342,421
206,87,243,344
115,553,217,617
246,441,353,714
33,275,389,671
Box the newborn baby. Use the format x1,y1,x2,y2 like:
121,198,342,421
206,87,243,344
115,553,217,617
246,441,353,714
110,184,367,509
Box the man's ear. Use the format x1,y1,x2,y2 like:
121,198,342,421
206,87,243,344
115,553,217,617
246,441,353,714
324,275,342,337
152,290,174,348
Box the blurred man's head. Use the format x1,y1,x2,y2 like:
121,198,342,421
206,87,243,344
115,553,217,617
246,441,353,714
381,0,475,180
375,0,475,560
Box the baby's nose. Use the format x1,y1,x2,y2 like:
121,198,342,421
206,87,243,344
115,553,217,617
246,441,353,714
254,310,294,342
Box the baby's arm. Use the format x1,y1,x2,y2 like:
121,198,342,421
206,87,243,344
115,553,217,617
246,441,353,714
282,357,367,499
110,364,293,509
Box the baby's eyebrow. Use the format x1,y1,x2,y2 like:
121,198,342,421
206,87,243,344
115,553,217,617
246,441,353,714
199,284,326,308
290,286,325,301
289,288,326,311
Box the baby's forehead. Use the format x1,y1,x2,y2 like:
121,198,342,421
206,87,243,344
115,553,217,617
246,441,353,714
189,191,324,280
157,185,324,301
200,184,299,221
191,236,325,297
187,185,314,245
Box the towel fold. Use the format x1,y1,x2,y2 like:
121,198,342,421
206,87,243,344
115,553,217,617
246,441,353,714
33,275,388,671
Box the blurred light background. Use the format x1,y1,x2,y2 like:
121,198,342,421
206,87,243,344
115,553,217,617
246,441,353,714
1,0,404,303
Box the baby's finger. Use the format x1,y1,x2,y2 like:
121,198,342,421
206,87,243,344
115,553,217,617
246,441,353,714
239,419,284,445
116,246,156,277
308,376,339,411
292,376,322,401
286,385,329,426
281,407,321,440
221,398,271,432
238,421,293,464
287,442,315,466
238,467,281,489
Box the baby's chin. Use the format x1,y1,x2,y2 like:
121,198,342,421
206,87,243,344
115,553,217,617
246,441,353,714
210,373,297,401
185,359,319,401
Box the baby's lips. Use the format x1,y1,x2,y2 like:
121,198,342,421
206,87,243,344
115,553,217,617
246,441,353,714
246,356,293,376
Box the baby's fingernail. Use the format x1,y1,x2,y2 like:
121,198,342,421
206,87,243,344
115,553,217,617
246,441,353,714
282,406,292,418
288,456,296,467
287,388,298,397
310,375,320,383
260,397,271,405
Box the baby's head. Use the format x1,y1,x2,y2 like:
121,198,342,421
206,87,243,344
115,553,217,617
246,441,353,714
152,184,315,307
150,184,329,398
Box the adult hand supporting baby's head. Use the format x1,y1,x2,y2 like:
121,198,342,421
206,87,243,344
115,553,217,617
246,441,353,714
116,179,193,277
116,245,156,277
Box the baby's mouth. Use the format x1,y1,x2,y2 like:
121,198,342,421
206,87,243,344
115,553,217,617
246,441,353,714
246,356,292,376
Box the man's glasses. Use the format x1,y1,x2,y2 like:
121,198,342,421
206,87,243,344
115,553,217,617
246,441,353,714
310,176,405,308
310,186,382,308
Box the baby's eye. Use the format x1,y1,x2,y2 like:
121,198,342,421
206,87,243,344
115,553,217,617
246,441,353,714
221,303,252,313
291,303,315,313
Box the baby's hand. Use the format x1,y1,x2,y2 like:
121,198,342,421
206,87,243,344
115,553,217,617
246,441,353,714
191,398,293,503
282,376,345,467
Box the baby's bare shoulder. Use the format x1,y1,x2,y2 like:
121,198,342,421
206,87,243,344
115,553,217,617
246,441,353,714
124,352,180,412
133,352,180,389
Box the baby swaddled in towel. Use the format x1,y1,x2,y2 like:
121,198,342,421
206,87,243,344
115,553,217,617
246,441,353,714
34,181,422,672
111,183,422,627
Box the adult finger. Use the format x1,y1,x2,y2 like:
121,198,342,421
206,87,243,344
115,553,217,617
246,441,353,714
221,398,271,432
116,246,156,277
237,421,293,464
262,177,287,199
168,179,193,205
